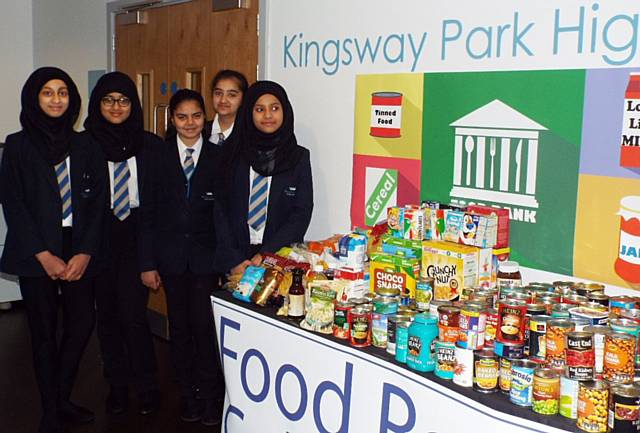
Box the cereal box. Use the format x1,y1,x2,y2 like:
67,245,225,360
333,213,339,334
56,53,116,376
421,241,479,301
387,206,405,238
403,207,426,240
467,205,510,249
381,235,422,259
369,253,420,299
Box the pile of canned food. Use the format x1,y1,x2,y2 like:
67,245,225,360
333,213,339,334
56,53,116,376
332,280,640,433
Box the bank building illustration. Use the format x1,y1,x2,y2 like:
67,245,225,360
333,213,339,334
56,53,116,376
449,99,547,210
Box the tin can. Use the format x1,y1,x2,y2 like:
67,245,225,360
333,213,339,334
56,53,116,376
473,349,499,393
493,340,525,359
508,292,531,304
497,299,527,344
497,286,520,303
524,303,547,356
546,319,575,369
484,308,499,347
604,333,636,384
565,294,589,305
438,305,460,343
386,314,414,355
395,322,410,363
460,287,475,302
453,344,474,388
499,357,513,394
510,359,537,406
571,317,592,332
584,325,612,379
560,375,580,419
435,340,456,380
349,306,371,347
458,303,486,350
575,283,605,298
333,301,353,339
588,292,610,307
552,303,573,318
610,318,640,368
371,312,389,348
611,296,638,316
429,300,451,318
578,380,609,433
608,383,640,433
533,368,560,415
566,332,595,380
620,309,640,324
415,277,434,311
529,315,550,360
570,307,609,327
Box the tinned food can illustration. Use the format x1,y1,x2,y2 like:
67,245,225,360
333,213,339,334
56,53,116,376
370,92,403,138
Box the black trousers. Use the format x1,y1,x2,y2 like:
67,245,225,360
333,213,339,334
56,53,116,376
95,210,158,393
19,228,95,418
162,271,223,400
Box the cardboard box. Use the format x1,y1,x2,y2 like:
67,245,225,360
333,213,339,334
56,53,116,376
369,252,420,299
421,240,479,301
468,205,510,249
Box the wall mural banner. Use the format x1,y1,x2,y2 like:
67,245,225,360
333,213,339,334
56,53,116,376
352,69,640,289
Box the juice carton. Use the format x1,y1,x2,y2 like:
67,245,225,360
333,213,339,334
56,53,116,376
369,252,420,299
421,241,479,301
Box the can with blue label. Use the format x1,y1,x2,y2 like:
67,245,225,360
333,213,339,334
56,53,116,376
406,314,438,373
493,340,525,359
395,322,410,363
435,340,456,380
509,359,538,406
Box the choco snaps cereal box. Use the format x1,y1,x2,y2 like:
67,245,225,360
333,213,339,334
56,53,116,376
369,253,420,300
421,241,479,301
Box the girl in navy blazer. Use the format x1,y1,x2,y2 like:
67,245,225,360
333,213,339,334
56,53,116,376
138,89,224,426
219,81,313,274
0,67,106,433
83,72,161,416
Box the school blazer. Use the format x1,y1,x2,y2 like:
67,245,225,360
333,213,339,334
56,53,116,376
87,130,164,268
0,131,107,277
138,137,223,276
219,147,313,270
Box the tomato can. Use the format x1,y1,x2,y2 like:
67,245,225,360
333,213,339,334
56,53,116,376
438,305,460,343
435,340,456,380
349,306,371,347
509,359,537,406
608,383,640,433
499,357,514,394
533,367,560,415
473,348,499,393
458,303,486,350
333,301,353,339
497,299,527,344
560,375,580,419
578,380,609,433
546,319,575,369
611,296,638,316
529,315,550,360
452,344,474,388
604,332,636,384
566,332,595,380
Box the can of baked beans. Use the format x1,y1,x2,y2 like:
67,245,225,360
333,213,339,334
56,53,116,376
546,319,575,369
484,308,499,347
604,333,636,384
566,331,595,380
497,299,527,344
473,348,499,393
435,340,456,380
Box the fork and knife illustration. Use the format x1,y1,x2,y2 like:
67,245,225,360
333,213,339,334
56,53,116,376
487,137,522,191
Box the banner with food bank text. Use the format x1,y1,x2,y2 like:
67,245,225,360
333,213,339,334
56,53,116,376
352,69,640,290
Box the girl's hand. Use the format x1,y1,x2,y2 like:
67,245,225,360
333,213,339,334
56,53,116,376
35,251,67,280
62,254,91,281
141,270,162,291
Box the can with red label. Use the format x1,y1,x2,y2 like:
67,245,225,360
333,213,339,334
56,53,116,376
566,332,595,380
458,303,486,350
370,92,403,138
497,299,527,345
333,301,353,339
349,306,371,347
438,305,460,343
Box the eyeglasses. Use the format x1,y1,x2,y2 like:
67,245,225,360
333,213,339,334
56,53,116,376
101,96,131,107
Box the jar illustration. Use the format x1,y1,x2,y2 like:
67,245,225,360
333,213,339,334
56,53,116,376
615,196,640,289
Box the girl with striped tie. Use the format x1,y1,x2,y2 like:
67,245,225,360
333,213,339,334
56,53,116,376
0,67,107,433
205,69,248,147
83,72,161,417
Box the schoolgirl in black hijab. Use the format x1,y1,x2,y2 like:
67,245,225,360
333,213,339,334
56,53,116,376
83,71,161,416
1,67,107,433
218,80,313,275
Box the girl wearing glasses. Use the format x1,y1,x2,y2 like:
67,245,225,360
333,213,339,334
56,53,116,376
0,67,107,433
139,89,225,426
83,72,161,417
205,69,248,146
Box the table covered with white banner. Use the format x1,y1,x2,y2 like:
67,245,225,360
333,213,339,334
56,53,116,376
212,291,578,433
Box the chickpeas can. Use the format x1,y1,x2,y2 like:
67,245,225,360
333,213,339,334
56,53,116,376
458,303,486,350
608,383,640,433
438,305,460,343
560,376,581,419
566,332,595,381
435,340,456,380
577,380,609,433
604,333,636,384
546,319,575,369
497,299,527,344
510,359,537,406
473,349,499,393
533,368,560,415
453,345,474,388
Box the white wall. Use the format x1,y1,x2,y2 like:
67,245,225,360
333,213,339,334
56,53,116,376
33,0,109,122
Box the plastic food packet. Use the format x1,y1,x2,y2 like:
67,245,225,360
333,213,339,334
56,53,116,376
232,266,265,303
300,282,338,334
251,267,284,306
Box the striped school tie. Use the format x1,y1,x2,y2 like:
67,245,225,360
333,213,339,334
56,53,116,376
217,132,225,145
54,160,72,220
247,173,268,231
113,161,130,221
183,148,195,181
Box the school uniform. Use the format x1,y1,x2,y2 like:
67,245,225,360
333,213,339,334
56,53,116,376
138,133,224,404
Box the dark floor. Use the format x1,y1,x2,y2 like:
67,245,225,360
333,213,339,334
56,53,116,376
0,302,222,433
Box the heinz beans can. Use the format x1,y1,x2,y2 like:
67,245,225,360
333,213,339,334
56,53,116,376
435,340,456,380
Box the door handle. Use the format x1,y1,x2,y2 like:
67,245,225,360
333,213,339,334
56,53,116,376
152,103,169,134
162,104,170,134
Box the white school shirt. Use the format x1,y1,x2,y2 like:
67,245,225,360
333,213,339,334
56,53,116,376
208,114,234,145
108,157,139,209
248,166,272,245
61,155,72,227
177,135,203,167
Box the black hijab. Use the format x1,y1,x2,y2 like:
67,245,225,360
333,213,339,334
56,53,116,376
20,67,81,164
232,80,304,177
84,72,144,162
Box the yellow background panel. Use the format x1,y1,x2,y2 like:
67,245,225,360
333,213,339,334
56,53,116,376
354,73,423,159
574,174,640,289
